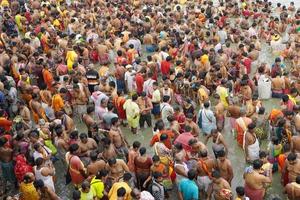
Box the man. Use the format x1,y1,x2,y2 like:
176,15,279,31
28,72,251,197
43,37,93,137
283,153,300,184
124,64,136,94
42,65,54,90
185,113,200,137
285,175,300,200
207,170,232,200
235,108,252,147
178,169,199,200
174,125,194,152
291,134,300,154
78,133,97,158
72,84,88,121
150,120,174,150
244,159,272,200
135,68,145,96
123,94,140,134
106,158,130,182
65,143,87,186
244,123,260,163
215,150,233,185
151,82,161,119
151,171,165,200
102,102,118,129
33,179,60,200
197,150,215,198
137,92,153,129
82,106,96,138
271,71,285,98
86,64,100,93
87,151,106,177
198,101,216,136
109,117,129,161
29,93,47,124
52,88,65,113
108,172,132,200
215,94,225,131
91,169,108,200
143,72,155,98
160,95,174,128
216,79,229,108
115,64,126,93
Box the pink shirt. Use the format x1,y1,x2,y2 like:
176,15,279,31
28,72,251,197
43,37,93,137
174,132,194,152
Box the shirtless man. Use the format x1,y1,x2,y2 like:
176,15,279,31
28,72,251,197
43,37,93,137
109,117,129,161
58,111,75,135
18,101,31,128
106,157,130,182
244,159,272,200
78,133,97,166
291,135,300,155
283,153,300,183
197,150,215,198
72,84,88,122
215,95,225,131
285,175,300,200
185,113,200,137
100,137,117,161
244,123,260,163
87,151,106,177
189,138,207,157
240,80,252,104
215,150,233,185
82,106,96,138
207,170,232,200
272,71,285,98
29,93,47,124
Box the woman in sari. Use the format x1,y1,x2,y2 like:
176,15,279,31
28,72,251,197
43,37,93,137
153,134,173,190
14,154,33,183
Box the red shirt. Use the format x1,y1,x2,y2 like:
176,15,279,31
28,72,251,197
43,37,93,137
161,61,171,76
243,58,252,74
174,132,194,152
135,73,144,94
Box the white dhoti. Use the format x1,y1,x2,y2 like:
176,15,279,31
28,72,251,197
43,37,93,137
247,139,260,161
197,176,212,192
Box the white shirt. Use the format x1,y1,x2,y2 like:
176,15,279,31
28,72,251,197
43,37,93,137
143,79,155,97
160,102,174,128
125,70,136,92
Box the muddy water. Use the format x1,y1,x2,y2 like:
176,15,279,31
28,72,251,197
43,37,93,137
54,1,298,199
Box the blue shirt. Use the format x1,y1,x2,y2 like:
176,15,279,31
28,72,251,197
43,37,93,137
178,178,199,200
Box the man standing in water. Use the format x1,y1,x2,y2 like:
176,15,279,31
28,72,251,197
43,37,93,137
283,153,300,184
244,159,272,200
285,175,300,200
244,123,260,163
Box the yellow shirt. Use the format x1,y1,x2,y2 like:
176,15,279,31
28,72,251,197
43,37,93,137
108,182,132,200
179,0,187,5
99,66,109,77
66,50,78,70
19,182,40,200
217,86,229,108
91,177,105,199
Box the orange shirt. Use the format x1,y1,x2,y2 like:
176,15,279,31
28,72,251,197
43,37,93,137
52,94,64,112
150,130,174,149
0,117,12,131
42,69,54,89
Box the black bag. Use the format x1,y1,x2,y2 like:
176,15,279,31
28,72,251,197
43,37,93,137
65,156,73,185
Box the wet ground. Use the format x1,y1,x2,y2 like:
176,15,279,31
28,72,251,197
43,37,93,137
53,46,285,200
12,0,300,199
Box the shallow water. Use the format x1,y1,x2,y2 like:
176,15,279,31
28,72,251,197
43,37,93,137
53,1,299,199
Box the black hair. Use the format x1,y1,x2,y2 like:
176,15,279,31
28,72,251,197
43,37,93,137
236,186,245,196
108,157,117,165
117,187,126,197
212,170,221,178
69,143,79,154
133,141,141,149
287,152,297,161
253,159,263,169
123,172,132,182
187,169,197,180
139,147,146,155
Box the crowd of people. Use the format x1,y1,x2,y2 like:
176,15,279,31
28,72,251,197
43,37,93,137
1,0,300,199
